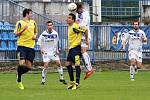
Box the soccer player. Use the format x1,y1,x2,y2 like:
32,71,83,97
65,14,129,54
122,21,147,81
75,2,94,80
37,21,67,85
66,13,88,90
14,8,38,90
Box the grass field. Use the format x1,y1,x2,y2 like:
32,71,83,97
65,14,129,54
0,71,150,100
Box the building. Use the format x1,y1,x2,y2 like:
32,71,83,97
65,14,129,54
91,0,150,24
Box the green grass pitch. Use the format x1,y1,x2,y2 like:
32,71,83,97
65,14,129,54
0,71,150,100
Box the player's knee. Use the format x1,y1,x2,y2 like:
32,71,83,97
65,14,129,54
137,62,142,68
130,59,136,65
44,63,49,69
19,60,26,66
55,60,61,66
131,62,136,66
66,61,71,66
81,48,86,53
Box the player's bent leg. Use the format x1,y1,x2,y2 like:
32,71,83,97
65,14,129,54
81,47,94,80
135,61,143,74
55,60,67,85
75,66,81,89
16,60,26,90
41,62,48,85
136,61,143,69
66,61,75,89
130,59,136,81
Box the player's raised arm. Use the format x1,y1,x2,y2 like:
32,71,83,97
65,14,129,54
32,22,38,40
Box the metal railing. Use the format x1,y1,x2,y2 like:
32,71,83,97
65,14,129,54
0,0,61,25
0,24,150,62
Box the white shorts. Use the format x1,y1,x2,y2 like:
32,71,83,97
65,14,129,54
42,53,60,62
128,50,142,62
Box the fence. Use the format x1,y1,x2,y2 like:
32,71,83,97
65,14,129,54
0,0,61,25
0,23,150,62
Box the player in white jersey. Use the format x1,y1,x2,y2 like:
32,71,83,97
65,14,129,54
122,21,147,81
76,2,94,80
37,21,67,85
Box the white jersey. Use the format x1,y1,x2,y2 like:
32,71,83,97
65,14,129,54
76,10,91,41
126,29,146,52
37,29,59,55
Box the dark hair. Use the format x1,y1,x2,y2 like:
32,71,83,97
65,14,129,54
133,20,139,25
69,13,76,22
76,2,83,10
46,21,53,24
28,8,32,13
23,8,32,17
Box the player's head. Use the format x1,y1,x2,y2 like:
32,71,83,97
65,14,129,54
28,9,33,19
133,20,140,31
23,8,32,19
66,13,76,25
46,21,53,31
76,2,84,14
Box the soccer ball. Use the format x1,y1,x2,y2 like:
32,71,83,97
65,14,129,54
68,3,77,12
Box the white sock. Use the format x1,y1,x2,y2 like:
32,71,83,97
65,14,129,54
42,68,47,82
57,66,64,80
82,52,92,71
130,66,135,79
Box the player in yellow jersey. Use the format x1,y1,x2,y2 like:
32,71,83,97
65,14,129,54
14,8,38,90
66,13,88,90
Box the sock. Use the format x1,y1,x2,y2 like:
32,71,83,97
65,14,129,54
42,68,47,82
66,65,74,82
130,65,135,79
17,65,24,82
75,66,81,84
82,52,92,71
57,66,64,80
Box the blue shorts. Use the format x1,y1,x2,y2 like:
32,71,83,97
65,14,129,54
17,46,35,63
67,45,82,65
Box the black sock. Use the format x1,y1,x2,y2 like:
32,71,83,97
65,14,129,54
75,66,81,84
17,66,24,82
66,65,74,82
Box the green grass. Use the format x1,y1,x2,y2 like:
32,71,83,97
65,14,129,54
0,71,150,100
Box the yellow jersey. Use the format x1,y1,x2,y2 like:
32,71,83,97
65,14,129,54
14,19,38,48
68,22,86,49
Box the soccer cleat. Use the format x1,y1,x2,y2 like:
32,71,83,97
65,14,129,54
67,81,76,89
41,82,45,85
17,82,24,90
72,84,76,90
76,83,80,89
130,78,135,81
84,67,94,80
59,79,67,85
71,82,76,90
67,84,73,89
